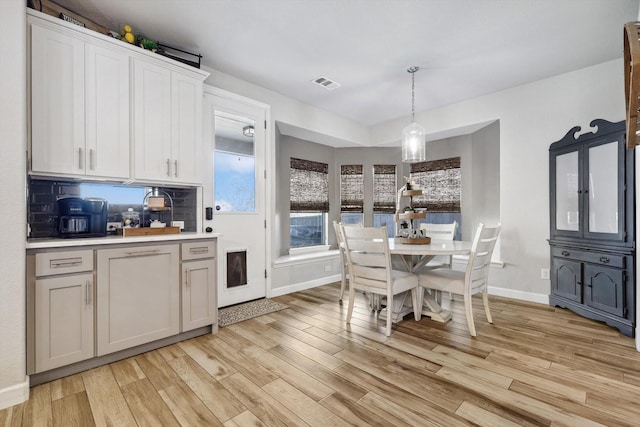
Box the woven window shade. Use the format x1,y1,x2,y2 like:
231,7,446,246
340,165,364,212
373,164,396,213
290,158,329,212
410,157,461,212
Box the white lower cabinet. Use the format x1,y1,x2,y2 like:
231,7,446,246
96,244,180,356
181,241,217,331
35,273,94,372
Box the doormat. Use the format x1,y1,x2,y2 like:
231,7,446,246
218,298,289,327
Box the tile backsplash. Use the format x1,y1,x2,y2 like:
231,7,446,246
28,179,198,238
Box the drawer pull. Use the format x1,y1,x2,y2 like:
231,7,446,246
561,251,570,256
125,249,161,257
189,247,209,255
600,256,610,263
185,269,190,288
50,258,83,268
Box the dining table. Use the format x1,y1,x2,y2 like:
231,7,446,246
379,237,472,323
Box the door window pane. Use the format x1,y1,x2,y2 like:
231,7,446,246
555,151,579,231
214,114,256,213
588,141,618,233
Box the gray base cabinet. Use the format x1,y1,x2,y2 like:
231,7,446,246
35,273,94,372
27,238,217,377
548,119,635,337
96,244,180,356
549,245,634,336
181,241,217,332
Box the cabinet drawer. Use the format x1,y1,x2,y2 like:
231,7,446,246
182,241,216,261
36,250,94,276
551,247,624,268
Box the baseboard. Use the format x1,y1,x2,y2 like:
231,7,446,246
269,274,341,298
488,286,548,305
0,377,29,410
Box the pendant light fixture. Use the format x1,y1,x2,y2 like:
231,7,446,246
401,66,426,163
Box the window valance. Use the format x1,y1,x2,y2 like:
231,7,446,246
290,158,329,212
410,157,461,212
340,165,364,212
373,164,396,213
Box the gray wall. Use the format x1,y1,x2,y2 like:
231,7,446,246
276,123,500,251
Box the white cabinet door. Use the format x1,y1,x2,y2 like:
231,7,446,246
182,259,216,331
97,245,179,356
133,59,172,182
85,44,130,179
30,23,85,176
171,72,203,184
35,273,94,372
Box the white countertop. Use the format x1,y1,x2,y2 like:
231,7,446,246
26,232,222,249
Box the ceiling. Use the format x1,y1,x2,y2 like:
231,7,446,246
53,0,639,128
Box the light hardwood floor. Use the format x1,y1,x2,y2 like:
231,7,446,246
3,282,640,426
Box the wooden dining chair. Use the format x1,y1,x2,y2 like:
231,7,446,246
341,224,421,336
418,222,501,336
332,220,349,303
419,221,458,269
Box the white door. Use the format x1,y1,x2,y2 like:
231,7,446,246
202,89,268,308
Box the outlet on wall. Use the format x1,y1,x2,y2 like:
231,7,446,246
541,268,550,280
172,221,185,230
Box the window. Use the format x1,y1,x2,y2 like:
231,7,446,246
373,164,397,237
411,157,462,240
290,158,329,248
340,164,363,225
80,183,144,204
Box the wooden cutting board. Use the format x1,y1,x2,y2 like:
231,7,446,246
117,226,181,237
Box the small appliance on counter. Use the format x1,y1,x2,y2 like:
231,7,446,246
57,197,108,238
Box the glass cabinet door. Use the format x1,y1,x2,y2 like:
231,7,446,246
555,150,580,232
585,139,623,240
587,141,618,233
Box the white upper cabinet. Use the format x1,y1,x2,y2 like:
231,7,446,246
28,10,209,184
171,72,203,184
133,60,173,181
85,44,130,178
30,23,85,176
133,61,203,185
30,22,130,179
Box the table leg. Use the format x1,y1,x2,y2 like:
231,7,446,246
420,288,452,322
378,291,413,323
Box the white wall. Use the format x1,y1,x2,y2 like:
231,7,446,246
0,0,28,410
372,59,626,299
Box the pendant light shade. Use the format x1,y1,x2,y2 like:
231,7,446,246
401,66,426,163
402,121,426,163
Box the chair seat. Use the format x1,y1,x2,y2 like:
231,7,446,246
418,268,465,294
391,269,419,293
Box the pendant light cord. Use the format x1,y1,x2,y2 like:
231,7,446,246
407,66,419,123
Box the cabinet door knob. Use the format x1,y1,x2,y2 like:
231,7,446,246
600,256,610,263
561,251,570,256
166,159,171,177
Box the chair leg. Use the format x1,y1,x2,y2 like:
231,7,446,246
385,291,393,336
463,294,477,337
346,286,356,324
339,273,346,304
482,290,493,324
411,288,421,321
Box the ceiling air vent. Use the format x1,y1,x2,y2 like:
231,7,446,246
312,76,341,91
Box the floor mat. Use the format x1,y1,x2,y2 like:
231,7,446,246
218,298,289,327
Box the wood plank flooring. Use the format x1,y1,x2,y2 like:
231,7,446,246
3,282,640,426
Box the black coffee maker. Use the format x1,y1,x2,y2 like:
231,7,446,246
58,197,108,238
